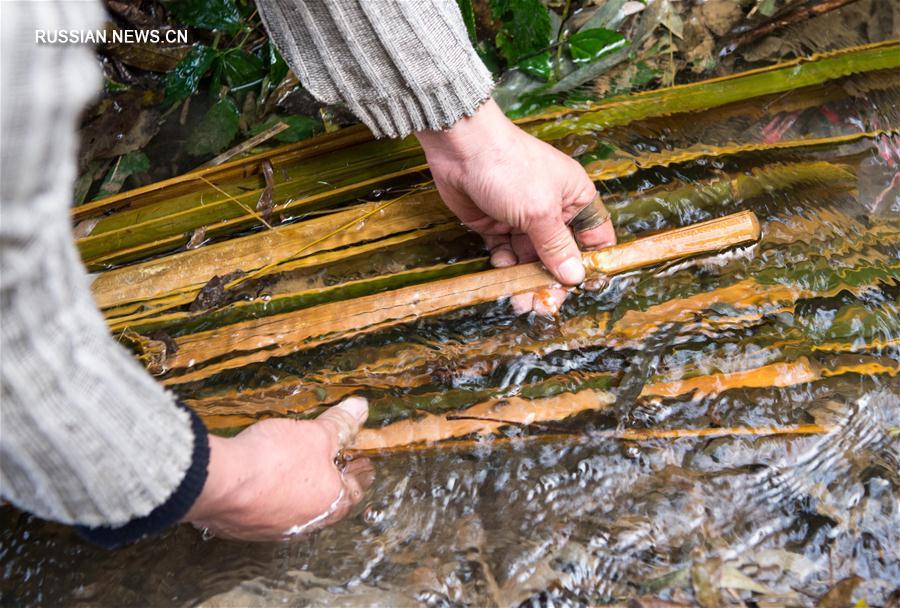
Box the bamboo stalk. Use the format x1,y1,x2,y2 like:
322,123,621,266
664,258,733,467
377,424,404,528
159,211,761,384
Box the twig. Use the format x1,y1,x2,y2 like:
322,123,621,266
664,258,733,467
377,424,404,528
198,121,290,169
720,0,863,56
196,175,273,230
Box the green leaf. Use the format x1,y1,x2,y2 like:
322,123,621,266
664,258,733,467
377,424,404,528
166,0,242,34
567,28,628,64
517,51,554,80
165,44,217,104
578,142,615,165
456,0,478,44
267,41,288,86
631,60,658,87
250,114,322,143
489,0,552,64
93,152,150,200
185,97,240,157
218,48,265,91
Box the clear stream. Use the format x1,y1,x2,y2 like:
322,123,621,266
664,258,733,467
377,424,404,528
2,68,900,608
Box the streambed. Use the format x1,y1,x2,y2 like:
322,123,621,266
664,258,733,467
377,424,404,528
2,50,900,608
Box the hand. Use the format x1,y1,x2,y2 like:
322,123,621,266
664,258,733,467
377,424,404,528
416,99,616,315
183,396,373,541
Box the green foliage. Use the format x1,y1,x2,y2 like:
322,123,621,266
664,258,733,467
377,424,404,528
456,0,478,44
267,42,288,86
165,44,217,103
489,0,552,64
567,28,628,64
186,97,240,156
93,152,150,200
251,115,322,143
217,48,266,91
517,51,554,80
166,0,242,34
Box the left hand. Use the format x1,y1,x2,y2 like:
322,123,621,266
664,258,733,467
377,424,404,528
416,99,616,315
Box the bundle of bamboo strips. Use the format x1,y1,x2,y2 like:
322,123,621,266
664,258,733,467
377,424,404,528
77,42,900,453
157,211,760,384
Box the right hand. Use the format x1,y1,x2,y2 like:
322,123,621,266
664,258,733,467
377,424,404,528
415,99,616,315
183,396,373,541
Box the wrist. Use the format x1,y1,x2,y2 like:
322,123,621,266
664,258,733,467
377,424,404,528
415,98,514,163
182,435,243,524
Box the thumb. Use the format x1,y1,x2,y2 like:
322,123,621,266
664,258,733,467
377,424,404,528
316,396,368,451
526,216,585,285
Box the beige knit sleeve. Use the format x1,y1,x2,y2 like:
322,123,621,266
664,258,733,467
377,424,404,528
256,0,495,138
0,0,205,534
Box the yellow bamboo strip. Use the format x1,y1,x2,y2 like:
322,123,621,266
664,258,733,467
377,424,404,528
347,424,830,456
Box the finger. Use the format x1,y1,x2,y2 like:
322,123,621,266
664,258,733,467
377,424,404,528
510,233,537,263
576,218,617,250
484,234,516,268
510,292,535,315
526,215,585,285
316,396,368,451
532,287,569,317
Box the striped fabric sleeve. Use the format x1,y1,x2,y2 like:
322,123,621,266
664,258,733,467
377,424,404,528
0,0,207,536
256,0,495,138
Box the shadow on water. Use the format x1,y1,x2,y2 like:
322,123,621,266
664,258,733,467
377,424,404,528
3,43,900,608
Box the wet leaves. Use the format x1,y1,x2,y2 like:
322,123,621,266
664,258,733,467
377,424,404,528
185,97,240,157
93,152,150,200
568,28,628,64
164,44,217,104
166,0,242,35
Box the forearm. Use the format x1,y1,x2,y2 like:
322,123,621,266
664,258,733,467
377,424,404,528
256,0,494,137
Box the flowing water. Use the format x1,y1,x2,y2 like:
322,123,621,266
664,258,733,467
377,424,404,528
3,63,900,608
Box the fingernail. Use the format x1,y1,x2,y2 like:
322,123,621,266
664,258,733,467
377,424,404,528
339,396,368,423
557,257,585,285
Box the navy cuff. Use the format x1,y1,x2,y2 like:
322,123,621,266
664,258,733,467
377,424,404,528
77,401,210,549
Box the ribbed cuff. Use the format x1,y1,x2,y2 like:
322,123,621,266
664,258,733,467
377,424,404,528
356,66,495,139
76,401,210,549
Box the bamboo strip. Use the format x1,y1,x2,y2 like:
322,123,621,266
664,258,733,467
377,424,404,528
90,192,452,309
525,40,900,139
346,424,831,456
347,357,847,451
586,130,891,181
161,211,760,384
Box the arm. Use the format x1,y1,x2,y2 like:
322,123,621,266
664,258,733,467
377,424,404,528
257,0,616,312
0,1,369,546
0,0,206,545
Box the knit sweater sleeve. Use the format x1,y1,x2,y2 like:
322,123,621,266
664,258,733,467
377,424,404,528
0,1,208,545
256,0,495,138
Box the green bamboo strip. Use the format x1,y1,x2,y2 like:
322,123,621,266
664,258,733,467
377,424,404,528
525,40,900,140
79,153,429,268
73,124,376,221
160,212,760,384
586,130,891,181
